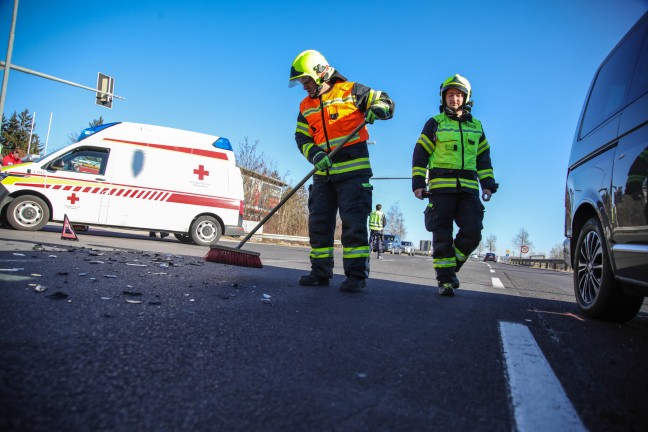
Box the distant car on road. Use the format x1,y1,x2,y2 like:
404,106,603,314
401,241,415,256
382,234,402,254
484,253,497,262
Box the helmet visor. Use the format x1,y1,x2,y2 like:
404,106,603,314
289,75,313,88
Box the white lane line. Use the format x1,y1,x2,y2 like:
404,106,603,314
499,322,586,432
490,269,495,273
492,277,505,289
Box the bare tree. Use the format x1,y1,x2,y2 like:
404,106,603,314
235,137,313,237
512,228,533,257
476,241,484,256
68,116,105,144
485,234,497,253
549,243,565,259
385,203,407,239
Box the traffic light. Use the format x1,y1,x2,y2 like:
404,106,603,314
96,73,114,109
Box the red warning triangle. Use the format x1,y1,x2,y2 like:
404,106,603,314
61,214,79,241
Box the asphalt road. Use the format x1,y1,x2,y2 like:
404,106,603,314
1,225,648,431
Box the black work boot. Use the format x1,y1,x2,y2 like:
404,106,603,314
450,274,460,289
299,273,330,286
438,282,455,296
340,276,366,293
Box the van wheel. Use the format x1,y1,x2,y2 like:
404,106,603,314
190,216,222,247
174,233,195,244
573,217,643,322
7,195,50,231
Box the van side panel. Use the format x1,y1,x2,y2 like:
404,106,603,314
100,139,237,231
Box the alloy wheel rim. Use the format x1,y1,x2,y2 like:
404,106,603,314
576,230,603,306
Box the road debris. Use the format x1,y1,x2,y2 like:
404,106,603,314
46,291,69,300
33,284,47,293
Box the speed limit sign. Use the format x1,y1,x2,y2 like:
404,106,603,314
521,245,529,254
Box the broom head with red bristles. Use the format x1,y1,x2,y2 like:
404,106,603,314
204,244,263,268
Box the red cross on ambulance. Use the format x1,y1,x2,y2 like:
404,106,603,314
194,164,210,180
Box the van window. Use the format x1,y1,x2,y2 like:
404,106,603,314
580,21,645,137
629,20,648,97
57,148,109,175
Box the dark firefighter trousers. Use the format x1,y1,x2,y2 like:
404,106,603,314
308,174,372,280
425,192,484,284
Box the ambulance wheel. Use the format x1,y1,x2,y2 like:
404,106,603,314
7,195,50,231
174,233,195,244
190,215,222,246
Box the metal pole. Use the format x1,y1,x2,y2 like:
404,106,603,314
27,111,35,154
0,0,19,137
0,61,125,101
44,112,52,155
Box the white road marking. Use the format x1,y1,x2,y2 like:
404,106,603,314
499,322,587,432
492,277,505,289
490,269,495,273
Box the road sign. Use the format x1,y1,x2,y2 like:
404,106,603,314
521,245,529,254
96,73,114,109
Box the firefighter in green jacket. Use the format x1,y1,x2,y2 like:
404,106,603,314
411,74,498,296
368,204,386,260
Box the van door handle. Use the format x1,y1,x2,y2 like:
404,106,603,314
95,177,107,181
618,154,625,160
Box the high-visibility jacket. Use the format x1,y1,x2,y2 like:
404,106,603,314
368,210,385,231
295,78,393,180
411,111,498,195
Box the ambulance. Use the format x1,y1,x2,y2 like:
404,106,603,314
0,122,246,246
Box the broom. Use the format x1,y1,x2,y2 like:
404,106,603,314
205,121,368,268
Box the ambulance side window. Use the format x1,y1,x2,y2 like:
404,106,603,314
58,148,109,175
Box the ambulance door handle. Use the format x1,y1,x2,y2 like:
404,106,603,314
95,177,107,182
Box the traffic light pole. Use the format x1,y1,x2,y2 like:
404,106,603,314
0,61,125,103
0,0,19,137
0,0,124,136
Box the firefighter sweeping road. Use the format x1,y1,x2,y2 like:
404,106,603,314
1,226,648,431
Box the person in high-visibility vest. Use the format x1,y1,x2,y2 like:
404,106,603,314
412,74,499,297
289,50,394,293
368,204,386,260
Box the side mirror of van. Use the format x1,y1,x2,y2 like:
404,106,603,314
50,158,64,171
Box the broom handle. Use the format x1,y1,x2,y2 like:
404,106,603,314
236,121,368,249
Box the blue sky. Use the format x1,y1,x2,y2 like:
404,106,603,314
1,0,647,256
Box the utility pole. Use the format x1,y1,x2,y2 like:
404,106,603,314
0,0,19,137
0,0,123,140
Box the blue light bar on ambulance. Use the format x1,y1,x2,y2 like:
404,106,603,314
213,137,232,151
78,122,121,141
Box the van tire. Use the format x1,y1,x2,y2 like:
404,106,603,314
573,217,644,322
190,215,222,246
174,233,195,244
7,195,50,231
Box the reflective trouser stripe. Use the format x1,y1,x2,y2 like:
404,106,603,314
455,247,467,262
310,247,334,259
343,246,370,259
434,257,456,269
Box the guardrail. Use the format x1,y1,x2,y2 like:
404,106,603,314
240,233,342,246
508,257,571,271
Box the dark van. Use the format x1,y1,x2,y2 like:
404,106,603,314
564,12,648,321
382,234,402,254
